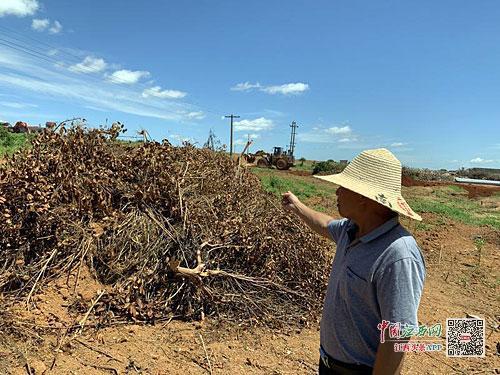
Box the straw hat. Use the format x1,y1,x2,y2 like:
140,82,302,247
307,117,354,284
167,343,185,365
314,148,422,221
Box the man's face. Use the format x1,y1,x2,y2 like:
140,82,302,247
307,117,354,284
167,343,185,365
336,186,365,219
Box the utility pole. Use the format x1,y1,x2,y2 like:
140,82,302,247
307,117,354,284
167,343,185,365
289,121,298,157
225,114,240,158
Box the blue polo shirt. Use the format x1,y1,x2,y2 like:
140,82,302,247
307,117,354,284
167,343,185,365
320,216,426,367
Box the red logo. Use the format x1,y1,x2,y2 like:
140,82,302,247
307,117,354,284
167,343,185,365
459,333,471,343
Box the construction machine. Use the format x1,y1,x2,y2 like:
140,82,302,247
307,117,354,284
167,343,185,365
253,121,298,170
255,146,295,170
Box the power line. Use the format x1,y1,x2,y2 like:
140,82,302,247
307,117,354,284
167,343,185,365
0,30,155,82
0,24,86,63
0,28,224,116
0,29,108,77
0,34,223,115
0,38,62,66
0,28,224,120
0,35,119,82
0,41,191,122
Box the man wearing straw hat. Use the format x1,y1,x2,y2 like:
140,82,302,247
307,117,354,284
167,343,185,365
282,149,425,375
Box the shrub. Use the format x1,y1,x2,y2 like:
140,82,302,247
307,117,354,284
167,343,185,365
312,160,346,175
402,166,453,182
0,127,30,155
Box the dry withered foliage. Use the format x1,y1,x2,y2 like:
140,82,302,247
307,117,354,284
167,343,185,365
0,125,330,327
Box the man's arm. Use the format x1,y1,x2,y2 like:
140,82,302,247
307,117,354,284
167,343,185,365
373,341,406,375
282,191,334,239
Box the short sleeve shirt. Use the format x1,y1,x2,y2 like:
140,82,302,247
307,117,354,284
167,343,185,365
320,217,426,367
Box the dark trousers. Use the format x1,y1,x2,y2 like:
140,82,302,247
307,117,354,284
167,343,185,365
318,357,373,375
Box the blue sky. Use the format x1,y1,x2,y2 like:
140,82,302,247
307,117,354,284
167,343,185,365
0,0,499,169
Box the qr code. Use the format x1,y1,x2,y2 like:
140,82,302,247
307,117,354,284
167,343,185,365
446,318,485,357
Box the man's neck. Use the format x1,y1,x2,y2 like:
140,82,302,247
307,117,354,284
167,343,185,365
353,214,395,239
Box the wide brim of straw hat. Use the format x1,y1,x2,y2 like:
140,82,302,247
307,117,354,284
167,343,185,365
314,149,422,221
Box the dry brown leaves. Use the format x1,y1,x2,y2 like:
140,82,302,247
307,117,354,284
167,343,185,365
0,125,330,327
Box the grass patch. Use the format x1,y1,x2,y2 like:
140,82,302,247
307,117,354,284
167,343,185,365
409,197,500,229
260,174,319,201
405,185,499,229
445,185,467,193
251,168,337,201
292,159,315,172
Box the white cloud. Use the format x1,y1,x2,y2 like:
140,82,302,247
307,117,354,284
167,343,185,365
0,101,37,109
325,126,351,135
185,111,205,120
107,69,150,84
0,110,61,122
231,81,310,95
47,49,58,56
298,125,357,144
234,139,248,146
31,18,49,31
48,20,63,34
261,82,309,95
470,157,493,164
233,117,274,132
231,82,261,91
142,86,187,99
0,0,39,17
69,56,107,73
234,134,259,146
169,134,193,144
31,19,63,34
391,142,406,147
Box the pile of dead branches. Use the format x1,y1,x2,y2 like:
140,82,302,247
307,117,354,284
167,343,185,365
0,125,330,327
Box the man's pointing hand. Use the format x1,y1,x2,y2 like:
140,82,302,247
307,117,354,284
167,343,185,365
282,191,301,213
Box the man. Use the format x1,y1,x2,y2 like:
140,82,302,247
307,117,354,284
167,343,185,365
282,149,425,375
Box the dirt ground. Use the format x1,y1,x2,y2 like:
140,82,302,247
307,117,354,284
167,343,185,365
1,186,499,374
